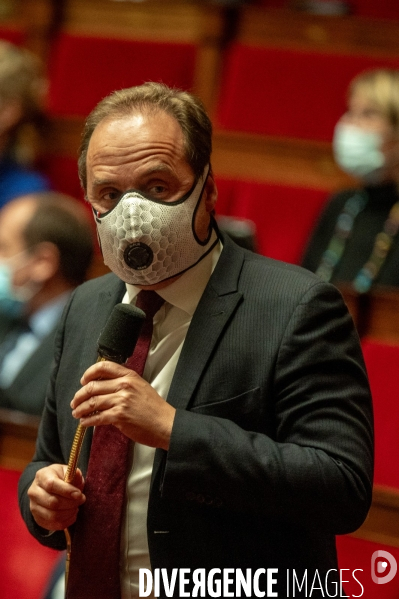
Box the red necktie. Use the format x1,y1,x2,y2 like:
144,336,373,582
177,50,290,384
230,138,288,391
67,290,164,599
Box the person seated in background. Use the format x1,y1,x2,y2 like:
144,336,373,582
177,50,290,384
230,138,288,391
0,39,50,208
0,191,94,416
302,68,399,293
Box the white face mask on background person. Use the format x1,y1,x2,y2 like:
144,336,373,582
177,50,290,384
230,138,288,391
94,164,219,286
0,257,39,318
333,122,386,183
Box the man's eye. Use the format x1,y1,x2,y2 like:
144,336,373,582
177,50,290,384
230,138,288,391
148,184,168,197
103,191,120,202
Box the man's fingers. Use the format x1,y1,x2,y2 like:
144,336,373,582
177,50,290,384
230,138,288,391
29,482,85,509
35,469,85,501
79,360,134,385
70,468,85,491
71,373,144,416
28,464,86,531
29,502,81,531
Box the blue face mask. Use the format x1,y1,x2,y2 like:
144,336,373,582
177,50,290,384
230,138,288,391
0,263,26,318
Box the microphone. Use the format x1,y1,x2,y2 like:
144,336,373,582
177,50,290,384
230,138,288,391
97,302,146,364
64,302,145,482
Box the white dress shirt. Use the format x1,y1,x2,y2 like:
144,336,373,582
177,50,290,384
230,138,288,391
120,239,221,599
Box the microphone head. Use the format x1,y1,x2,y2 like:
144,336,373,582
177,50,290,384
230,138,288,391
97,303,146,363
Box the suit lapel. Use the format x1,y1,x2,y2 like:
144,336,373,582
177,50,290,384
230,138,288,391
152,237,245,482
167,288,243,410
167,236,244,411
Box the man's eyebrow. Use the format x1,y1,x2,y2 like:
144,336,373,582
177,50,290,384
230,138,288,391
143,164,173,176
92,178,115,187
92,166,173,187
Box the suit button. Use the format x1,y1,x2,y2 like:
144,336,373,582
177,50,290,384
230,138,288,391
214,497,223,507
197,494,205,503
204,495,213,505
185,491,195,501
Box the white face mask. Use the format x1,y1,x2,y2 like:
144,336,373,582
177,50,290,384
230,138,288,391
95,165,219,286
333,122,386,183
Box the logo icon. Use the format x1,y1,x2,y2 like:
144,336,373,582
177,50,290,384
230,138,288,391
371,550,397,584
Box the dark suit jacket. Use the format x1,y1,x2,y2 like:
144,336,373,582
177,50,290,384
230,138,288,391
0,317,57,416
19,237,373,597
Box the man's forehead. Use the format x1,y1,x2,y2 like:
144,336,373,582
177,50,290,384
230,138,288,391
86,111,189,179
93,109,182,137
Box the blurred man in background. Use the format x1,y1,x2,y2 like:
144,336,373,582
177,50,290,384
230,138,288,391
0,191,94,415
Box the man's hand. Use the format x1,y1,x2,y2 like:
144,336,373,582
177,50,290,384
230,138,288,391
70,361,176,450
28,464,85,531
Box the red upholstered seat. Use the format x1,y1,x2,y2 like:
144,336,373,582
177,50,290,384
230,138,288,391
215,177,327,263
216,44,399,141
336,536,399,597
361,339,399,489
47,34,197,117
0,468,60,599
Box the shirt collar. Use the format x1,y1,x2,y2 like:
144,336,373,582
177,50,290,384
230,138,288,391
125,239,222,316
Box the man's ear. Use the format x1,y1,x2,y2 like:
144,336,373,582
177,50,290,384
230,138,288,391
29,242,60,284
204,174,218,214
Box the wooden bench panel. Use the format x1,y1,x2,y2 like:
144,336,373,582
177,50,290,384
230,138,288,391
0,408,40,471
237,7,399,56
339,286,399,342
0,0,55,60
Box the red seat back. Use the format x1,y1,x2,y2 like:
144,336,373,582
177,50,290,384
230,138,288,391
216,44,399,141
0,468,60,599
47,34,197,118
361,339,399,489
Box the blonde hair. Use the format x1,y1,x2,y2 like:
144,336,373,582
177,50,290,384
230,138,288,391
0,40,47,163
349,69,399,131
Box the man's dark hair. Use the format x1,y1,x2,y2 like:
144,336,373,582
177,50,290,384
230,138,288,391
78,82,213,191
23,192,94,286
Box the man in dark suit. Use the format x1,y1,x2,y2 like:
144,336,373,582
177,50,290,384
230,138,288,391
0,192,94,415
19,83,373,598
